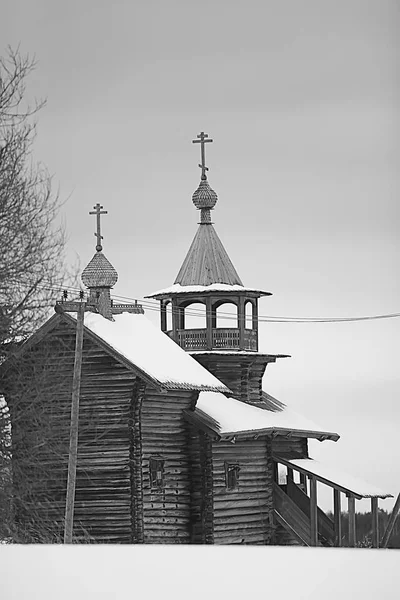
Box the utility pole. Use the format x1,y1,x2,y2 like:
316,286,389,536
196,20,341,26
55,292,88,543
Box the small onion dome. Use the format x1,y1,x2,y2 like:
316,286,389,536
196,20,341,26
81,251,118,288
192,178,218,210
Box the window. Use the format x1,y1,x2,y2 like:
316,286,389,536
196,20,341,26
225,462,240,490
149,457,164,490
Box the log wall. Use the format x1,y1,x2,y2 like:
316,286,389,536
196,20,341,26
192,354,271,404
211,438,273,544
6,318,138,543
140,389,197,544
271,435,308,460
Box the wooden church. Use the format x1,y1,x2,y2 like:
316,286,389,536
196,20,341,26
1,132,393,546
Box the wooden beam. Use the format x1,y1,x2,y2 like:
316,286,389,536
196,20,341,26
206,297,213,350
160,301,167,332
333,489,342,547
238,296,245,350
64,302,85,544
171,299,179,343
348,496,356,547
310,477,318,546
381,493,400,548
371,497,379,548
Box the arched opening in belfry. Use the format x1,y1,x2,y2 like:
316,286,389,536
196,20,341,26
245,301,254,329
183,302,207,330
214,302,238,329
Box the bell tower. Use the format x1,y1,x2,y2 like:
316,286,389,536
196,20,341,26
147,133,284,405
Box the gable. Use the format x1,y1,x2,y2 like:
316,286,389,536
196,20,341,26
4,311,229,393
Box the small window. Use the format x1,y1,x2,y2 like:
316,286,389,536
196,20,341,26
225,462,240,490
149,457,164,490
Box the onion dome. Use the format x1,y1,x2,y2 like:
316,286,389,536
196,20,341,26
81,251,118,288
192,178,218,210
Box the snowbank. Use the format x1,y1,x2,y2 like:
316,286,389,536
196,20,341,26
1,546,399,599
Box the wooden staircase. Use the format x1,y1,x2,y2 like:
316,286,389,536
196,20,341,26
273,481,335,546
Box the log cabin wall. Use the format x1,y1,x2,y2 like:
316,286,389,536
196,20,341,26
6,318,138,543
192,354,271,404
271,435,309,460
140,388,197,544
211,438,273,544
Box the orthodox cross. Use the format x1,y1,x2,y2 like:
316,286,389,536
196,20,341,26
89,203,108,251
192,131,213,180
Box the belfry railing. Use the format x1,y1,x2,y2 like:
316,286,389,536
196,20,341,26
167,328,257,351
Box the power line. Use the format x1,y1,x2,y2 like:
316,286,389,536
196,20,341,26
41,280,400,324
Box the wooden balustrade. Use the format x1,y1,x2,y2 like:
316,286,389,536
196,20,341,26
167,328,257,351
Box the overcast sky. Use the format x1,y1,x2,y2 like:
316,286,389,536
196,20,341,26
2,0,399,512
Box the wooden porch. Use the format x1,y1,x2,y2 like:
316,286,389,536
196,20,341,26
273,456,394,548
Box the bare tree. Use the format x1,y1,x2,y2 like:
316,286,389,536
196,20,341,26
0,48,69,542
0,47,67,351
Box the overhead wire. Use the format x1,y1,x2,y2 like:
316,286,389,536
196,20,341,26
39,279,400,324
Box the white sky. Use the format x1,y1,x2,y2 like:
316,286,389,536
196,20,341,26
2,0,399,512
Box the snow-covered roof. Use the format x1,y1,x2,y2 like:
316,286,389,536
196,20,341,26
146,283,272,298
185,391,339,440
280,458,393,499
67,312,228,392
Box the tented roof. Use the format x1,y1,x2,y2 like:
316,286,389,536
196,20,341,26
185,391,339,441
174,223,243,287
66,312,228,392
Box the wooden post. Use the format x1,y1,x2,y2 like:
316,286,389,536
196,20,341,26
64,302,85,544
252,300,259,351
310,476,318,546
206,297,213,350
333,489,342,547
348,496,356,547
300,473,307,494
171,298,179,343
238,296,245,350
371,497,379,548
160,301,167,332
287,467,294,482
381,493,400,548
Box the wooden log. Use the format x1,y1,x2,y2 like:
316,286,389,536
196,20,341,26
348,496,356,547
381,493,400,548
371,497,379,548
333,488,342,547
310,477,318,546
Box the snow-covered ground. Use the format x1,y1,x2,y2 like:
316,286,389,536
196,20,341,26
1,546,399,599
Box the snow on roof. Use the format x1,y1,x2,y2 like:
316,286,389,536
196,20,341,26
146,283,272,298
188,391,339,440
68,312,228,392
284,458,393,499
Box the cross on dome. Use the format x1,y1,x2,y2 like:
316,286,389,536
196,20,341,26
192,131,213,180
89,203,108,251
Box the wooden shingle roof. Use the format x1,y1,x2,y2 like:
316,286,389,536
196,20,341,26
174,222,243,287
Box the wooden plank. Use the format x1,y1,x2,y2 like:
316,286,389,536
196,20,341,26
381,493,400,548
333,488,342,547
348,496,356,547
64,302,85,544
309,477,318,546
371,497,379,548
